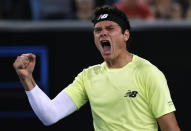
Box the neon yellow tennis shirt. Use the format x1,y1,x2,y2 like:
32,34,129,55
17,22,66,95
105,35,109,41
64,54,176,131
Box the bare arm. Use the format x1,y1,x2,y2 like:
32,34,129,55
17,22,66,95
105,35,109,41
13,53,36,90
157,112,181,131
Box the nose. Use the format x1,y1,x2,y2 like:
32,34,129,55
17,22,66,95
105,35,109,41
100,29,108,37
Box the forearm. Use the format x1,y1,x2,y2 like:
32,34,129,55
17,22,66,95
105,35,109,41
26,85,77,126
19,75,36,91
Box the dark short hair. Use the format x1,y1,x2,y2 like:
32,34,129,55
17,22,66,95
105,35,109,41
91,5,131,33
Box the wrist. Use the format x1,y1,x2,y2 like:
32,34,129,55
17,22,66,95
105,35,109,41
20,76,36,91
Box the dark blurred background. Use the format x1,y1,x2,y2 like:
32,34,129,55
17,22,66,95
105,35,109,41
0,0,191,130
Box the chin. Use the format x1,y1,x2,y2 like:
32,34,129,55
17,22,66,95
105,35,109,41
103,56,112,62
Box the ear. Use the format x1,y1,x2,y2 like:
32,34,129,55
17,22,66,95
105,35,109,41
123,29,130,42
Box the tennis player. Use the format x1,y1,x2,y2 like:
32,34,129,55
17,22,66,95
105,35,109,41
13,5,180,131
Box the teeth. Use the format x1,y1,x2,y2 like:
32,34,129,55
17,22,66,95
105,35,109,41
101,40,108,43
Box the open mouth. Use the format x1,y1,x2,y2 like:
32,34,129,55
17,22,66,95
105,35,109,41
100,40,111,52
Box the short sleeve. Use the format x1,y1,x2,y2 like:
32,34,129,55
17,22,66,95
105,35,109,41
64,70,88,109
143,66,176,118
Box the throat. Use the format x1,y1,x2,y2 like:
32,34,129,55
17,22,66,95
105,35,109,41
106,53,133,69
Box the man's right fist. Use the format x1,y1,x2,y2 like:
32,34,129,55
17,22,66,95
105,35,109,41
13,53,36,79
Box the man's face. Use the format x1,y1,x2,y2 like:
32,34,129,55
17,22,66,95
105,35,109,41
94,20,129,61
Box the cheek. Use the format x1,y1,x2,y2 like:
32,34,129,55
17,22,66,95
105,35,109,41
94,36,98,43
111,33,124,43
94,35,100,48
94,34,99,45
112,35,126,48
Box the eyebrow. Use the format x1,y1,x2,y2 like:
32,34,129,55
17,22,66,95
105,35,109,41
94,25,116,30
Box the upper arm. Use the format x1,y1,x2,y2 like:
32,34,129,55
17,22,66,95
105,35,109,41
157,112,180,131
143,66,180,130
141,65,176,118
64,70,88,109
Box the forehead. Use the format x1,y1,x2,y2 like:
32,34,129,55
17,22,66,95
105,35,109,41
94,20,119,28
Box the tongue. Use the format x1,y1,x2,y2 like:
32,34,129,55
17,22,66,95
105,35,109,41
103,46,111,52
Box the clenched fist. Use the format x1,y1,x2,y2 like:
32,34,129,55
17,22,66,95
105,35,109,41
13,53,36,90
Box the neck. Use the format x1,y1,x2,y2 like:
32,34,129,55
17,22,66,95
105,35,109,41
106,51,133,69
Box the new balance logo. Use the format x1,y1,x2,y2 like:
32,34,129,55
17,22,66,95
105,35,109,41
124,90,138,98
97,14,108,20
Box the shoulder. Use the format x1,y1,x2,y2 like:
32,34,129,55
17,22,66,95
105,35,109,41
84,62,104,72
80,62,105,78
133,55,154,69
133,55,165,79
133,55,167,91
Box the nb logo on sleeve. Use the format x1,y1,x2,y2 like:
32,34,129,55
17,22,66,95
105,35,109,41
124,90,138,98
97,14,108,20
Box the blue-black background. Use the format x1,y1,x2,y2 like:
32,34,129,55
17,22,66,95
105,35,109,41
0,22,190,130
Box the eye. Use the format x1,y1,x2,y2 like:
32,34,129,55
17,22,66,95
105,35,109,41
106,26,114,31
94,28,102,33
